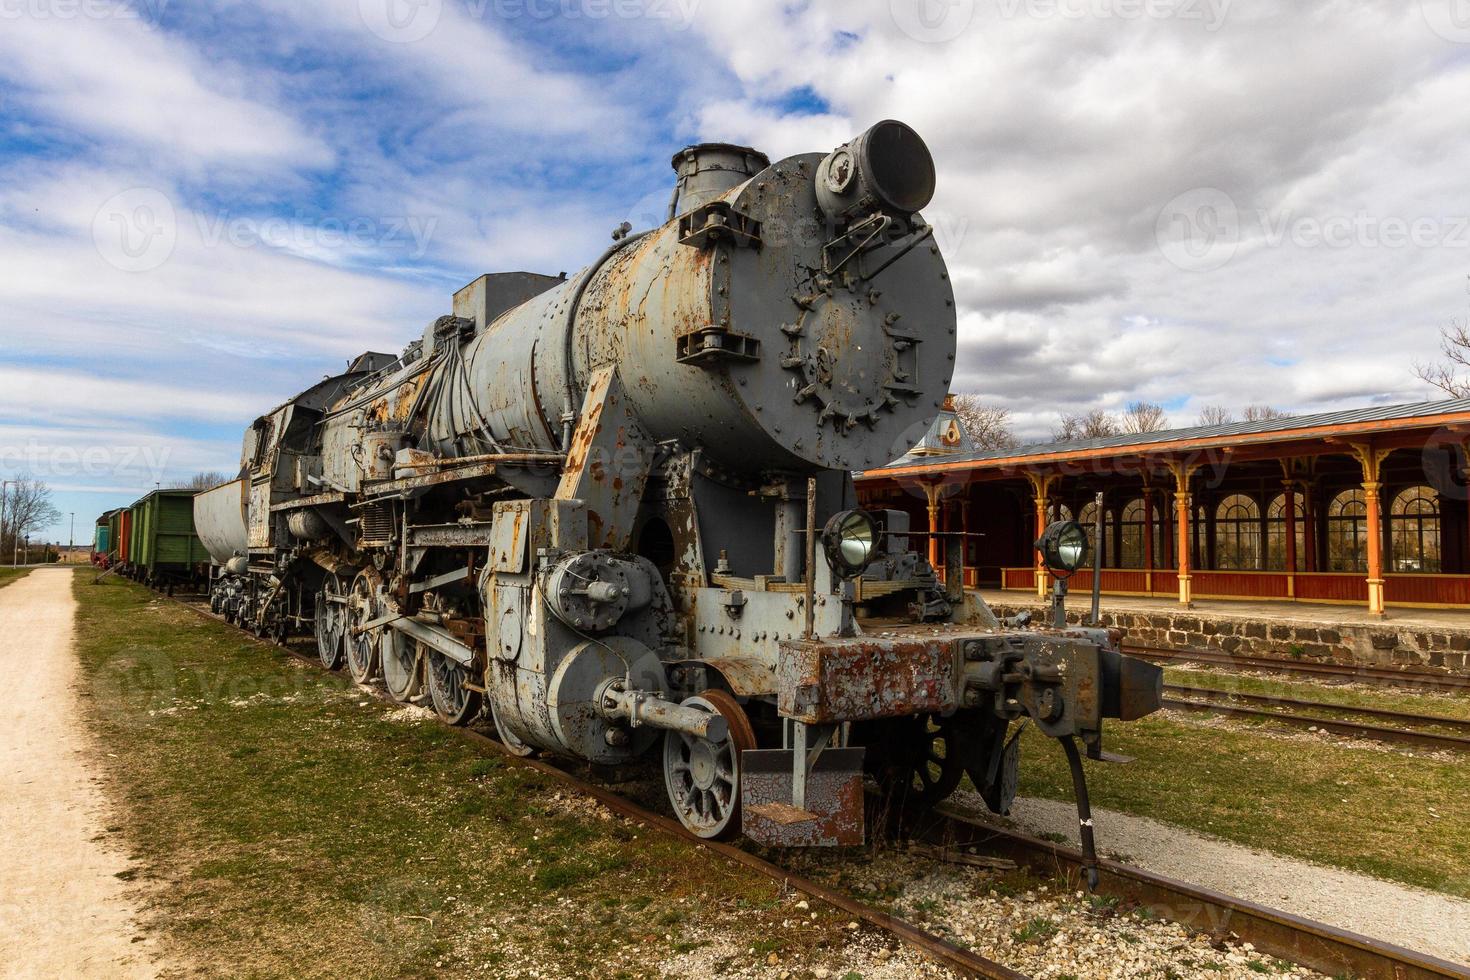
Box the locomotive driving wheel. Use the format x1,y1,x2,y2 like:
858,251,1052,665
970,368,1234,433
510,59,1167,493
379,608,421,703
345,570,381,685
489,698,536,756
425,650,482,726
861,713,964,814
314,571,348,670
662,690,756,841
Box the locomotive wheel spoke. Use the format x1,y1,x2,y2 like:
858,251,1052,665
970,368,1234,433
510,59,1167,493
661,690,756,841
865,714,964,815
345,571,380,685
315,572,347,670
425,650,482,726
381,628,421,703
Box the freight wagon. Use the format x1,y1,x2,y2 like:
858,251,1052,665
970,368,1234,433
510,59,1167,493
121,489,209,589
92,511,117,566
107,507,132,569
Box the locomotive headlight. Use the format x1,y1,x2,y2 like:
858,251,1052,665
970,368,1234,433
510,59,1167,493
822,509,879,580
1035,520,1089,575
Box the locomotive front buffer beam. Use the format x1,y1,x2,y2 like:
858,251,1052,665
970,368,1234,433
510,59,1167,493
743,631,1163,850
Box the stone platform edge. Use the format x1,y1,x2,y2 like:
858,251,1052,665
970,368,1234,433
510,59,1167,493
983,598,1470,677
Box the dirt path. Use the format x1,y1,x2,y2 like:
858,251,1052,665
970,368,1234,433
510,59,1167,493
996,794,1470,966
0,568,161,978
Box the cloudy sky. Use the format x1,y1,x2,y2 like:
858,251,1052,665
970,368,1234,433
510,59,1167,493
2,0,1468,543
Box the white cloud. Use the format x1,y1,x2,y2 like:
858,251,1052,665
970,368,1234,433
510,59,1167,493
0,11,331,170
680,0,1470,437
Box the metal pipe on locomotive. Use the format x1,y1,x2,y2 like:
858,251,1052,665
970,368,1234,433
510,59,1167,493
194,121,1162,853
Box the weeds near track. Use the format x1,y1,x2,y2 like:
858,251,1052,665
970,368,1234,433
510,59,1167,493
71,572,839,978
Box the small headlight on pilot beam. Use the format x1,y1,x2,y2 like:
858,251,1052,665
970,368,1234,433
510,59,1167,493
822,509,879,579
1036,520,1088,574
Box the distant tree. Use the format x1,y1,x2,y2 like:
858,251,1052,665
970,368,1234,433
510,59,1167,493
187,471,230,490
1242,405,1287,421
1053,409,1121,442
1196,405,1234,426
1,478,61,557
1120,401,1169,434
1414,289,1470,398
951,395,1019,451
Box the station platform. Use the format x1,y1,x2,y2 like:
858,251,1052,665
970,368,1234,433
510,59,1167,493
976,589,1470,677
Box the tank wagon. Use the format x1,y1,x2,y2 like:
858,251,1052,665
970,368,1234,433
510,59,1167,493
194,121,1162,852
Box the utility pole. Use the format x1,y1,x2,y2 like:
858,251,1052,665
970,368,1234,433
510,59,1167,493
69,513,75,563
0,480,9,567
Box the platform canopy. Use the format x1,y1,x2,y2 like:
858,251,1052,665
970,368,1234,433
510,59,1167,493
857,399,1470,616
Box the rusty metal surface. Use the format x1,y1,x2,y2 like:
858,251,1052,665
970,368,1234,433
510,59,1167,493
269,490,346,512
914,806,1469,980
362,459,501,498
690,656,775,696
741,748,865,847
553,365,654,552
777,636,963,723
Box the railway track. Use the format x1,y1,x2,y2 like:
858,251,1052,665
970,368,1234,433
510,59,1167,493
166,593,1022,979
1126,645,1470,693
1161,683,1470,753
909,807,1469,980
160,590,1469,980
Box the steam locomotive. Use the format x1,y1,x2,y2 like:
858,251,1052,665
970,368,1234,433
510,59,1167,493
192,121,1162,855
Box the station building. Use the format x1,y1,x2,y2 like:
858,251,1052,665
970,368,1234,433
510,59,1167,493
856,398,1470,621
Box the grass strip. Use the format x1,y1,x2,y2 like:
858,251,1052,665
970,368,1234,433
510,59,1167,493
73,573,849,979
1015,711,1470,898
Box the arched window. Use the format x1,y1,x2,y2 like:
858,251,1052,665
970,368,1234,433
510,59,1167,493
1215,494,1261,570
1266,493,1306,571
1048,502,1074,524
1077,501,1112,567
1119,498,1147,568
1327,489,1368,572
1391,486,1441,572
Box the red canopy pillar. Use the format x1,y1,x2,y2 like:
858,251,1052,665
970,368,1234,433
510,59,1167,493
1026,471,1059,598
960,498,971,587
1350,444,1391,618
1283,479,1298,598
1142,485,1157,594
921,481,943,580
1302,481,1318,573
1167,461,1200,606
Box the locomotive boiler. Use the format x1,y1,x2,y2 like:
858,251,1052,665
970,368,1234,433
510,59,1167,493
195,120,1162,853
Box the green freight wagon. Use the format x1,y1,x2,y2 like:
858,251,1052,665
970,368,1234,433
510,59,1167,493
127,489,209,588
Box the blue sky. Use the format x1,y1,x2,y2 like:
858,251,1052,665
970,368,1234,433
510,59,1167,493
3,0,1470,544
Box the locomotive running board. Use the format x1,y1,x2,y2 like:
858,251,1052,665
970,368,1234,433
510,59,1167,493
740,748,864,847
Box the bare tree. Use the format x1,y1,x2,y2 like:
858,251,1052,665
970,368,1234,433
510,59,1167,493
950,394,1019,451
1196,405,1234,426
187,471,231,490
1120,401,1169,434
1242,405,1287,421
1414,319,1470,399
1,478,61,558
1053,409,1121,442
